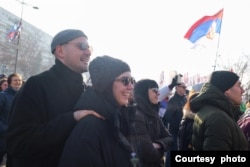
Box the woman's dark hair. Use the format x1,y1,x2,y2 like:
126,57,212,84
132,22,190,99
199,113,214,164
134,79,158,104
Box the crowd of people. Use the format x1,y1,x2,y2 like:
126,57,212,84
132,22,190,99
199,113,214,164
0,29,249,167
0,73,23,167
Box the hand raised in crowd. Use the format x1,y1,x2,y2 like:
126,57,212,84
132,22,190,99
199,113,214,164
168,74,182,90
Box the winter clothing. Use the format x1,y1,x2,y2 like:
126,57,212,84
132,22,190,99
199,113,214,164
133,79,173,167
51,29,87,53
163,92,186,135
0,87,18,163
0,74,7,82
89,55,131,93
238,108,250,149
0,87,17,135
163,90,187,167
209,71,239,93
168,75,180,90
178,92,198,151
59,55,135,167
59,86,136,167
190,83,248,150
6,59,84,167
178,109,195,151
158,86,171,102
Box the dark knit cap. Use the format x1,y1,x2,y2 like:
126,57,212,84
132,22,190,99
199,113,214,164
51,29,87,54
209,71,239,92
89,55,131,93
0,74,7,80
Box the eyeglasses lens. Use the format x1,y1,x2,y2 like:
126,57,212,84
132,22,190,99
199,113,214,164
80,43,90,50
119,77,135,86
152,88,159,94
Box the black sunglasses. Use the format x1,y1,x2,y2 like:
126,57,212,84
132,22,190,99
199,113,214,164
151,88,159,94
66,42,91,51
115,77,135,86
178,85,187,89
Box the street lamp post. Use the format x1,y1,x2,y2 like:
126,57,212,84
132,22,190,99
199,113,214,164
14,0,38,73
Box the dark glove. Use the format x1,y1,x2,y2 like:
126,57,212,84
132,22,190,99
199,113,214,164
168,74,182,90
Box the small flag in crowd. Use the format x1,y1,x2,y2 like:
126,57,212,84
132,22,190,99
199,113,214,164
184,9,223,48
7,21,22,42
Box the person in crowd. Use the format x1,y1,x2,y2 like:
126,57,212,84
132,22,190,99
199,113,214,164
158,75,180,102
0,79,8,92
59,55,136,167
177,83,204,151
0,74,7,81
238,100,250,149
158,96,169,118
133,79,173,167
178,90,199,150
0,73,23,166
6,29,103,167
0,74,8,92
191,71,248,150
158,75,179,120
163,82,187,167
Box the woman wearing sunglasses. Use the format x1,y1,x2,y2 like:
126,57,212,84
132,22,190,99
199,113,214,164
133,79,173,167
59,55,138,167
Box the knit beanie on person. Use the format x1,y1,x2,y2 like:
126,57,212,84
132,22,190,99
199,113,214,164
51,29,87,54
89,55,131,93
209,71,239,92
0,74,7,82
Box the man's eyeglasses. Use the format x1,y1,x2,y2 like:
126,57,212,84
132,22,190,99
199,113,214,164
178,85,187,89
66,42,92,51
151,88,159,94
115,77,135,86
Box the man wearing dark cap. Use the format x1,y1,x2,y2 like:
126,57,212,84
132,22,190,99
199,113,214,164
190,70,248,150
6,29,103,167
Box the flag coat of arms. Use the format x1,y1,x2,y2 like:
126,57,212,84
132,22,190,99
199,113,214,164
184,9,223,46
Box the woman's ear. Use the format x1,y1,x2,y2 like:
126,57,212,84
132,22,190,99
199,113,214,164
224,89,229,96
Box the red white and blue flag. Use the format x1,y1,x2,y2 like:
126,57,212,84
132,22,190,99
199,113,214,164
7,21,22,42
184,9,223,46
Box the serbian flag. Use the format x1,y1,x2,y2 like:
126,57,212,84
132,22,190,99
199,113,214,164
7,22,22,42
184,9,223,45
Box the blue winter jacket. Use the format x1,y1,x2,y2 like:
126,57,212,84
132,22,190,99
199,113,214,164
0,87,17,135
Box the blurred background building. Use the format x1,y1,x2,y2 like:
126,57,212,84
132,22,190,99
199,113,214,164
0,7,54,80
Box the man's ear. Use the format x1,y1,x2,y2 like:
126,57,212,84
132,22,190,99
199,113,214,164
54,45,65,59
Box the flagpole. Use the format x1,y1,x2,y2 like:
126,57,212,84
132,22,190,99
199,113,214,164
212,9,224,71
212,33,221,71
14,0,24,73
212,37,221,71
14,0,39,73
